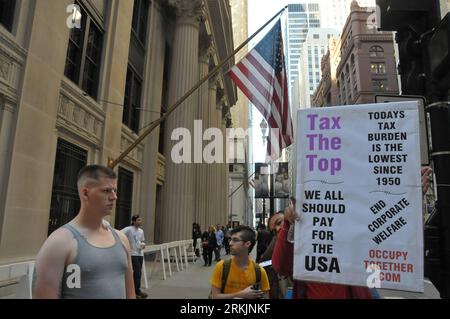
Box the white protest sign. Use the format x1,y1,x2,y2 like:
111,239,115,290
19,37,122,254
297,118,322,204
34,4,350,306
294,101,423,292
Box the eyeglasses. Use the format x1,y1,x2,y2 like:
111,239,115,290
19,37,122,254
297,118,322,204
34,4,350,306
228,237,245,243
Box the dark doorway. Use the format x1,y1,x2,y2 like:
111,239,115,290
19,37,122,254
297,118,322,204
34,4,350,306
48,139,87,235
115,167,134,229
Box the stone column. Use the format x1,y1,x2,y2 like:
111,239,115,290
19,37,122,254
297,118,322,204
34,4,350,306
213,95,224,225
221,109,228,225
206,78,217,228
195,33,212,230
140,1,166,244
160,0,203,242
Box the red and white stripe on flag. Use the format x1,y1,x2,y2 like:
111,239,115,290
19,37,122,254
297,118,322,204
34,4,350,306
227,19,293,161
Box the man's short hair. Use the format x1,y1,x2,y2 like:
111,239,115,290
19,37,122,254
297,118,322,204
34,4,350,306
77,165,117,188
230,225,256,253
131,215,140,223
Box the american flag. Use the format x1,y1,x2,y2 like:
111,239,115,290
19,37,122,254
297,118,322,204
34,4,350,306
227,19,293,160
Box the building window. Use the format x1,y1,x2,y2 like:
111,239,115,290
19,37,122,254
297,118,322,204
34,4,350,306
64,2,104,99
132,0,149,45
313,34,319,39
0,0,16,32
373,79,387,91
115,167,134,230
288,4,306,12
369,45,384,57
371,62,386,74
48,139,87,235
125,0,149,134
122,67,142,134
308,3,319,11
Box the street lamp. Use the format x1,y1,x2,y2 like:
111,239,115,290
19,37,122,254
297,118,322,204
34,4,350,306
260,118,268,145
259,119,268,226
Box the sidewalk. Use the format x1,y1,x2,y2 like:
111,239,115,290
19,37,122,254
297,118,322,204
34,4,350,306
142,246,255,299
141,252,223,299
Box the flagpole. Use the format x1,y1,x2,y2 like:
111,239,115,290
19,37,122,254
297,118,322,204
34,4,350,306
228,171,256,199
109,6,288,168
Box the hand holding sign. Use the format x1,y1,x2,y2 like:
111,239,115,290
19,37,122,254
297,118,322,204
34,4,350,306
421,167,432,194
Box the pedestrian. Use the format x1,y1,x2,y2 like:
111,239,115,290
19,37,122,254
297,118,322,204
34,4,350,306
210,225,270,299
122,215,147,299
201,229,209,266
33,165,135,299
256,224,272,262
260,212,286,299
202,226,216,266
192,223,202,257
214,224,224,262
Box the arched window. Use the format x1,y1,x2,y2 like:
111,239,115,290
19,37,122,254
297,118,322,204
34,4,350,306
369,45,384,57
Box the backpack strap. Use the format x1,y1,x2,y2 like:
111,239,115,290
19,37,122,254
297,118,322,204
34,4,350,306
253,260,261,286
220,259,232,293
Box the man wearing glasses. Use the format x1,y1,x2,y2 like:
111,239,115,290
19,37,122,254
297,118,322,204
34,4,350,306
209,226,270,299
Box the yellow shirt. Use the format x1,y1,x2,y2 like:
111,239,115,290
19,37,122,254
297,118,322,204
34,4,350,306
210,258,270,294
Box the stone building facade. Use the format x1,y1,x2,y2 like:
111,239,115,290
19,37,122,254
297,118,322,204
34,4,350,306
312,1,399,107
0,0,236,264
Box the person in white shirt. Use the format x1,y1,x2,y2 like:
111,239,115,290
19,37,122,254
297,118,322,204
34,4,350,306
122,215,147,298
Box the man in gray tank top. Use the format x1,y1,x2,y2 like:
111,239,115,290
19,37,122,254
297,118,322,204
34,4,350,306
33,165,136,299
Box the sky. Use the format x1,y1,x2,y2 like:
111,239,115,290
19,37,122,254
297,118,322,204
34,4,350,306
248,0,292,45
